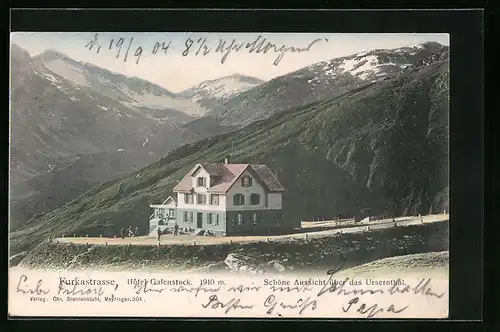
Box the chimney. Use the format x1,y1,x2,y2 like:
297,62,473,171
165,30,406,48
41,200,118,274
224,155,230,164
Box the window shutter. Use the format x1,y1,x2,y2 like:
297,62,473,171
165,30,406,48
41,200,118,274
249,177,253,186
241,195,245,205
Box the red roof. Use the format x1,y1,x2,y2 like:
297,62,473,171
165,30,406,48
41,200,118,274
173,163,285,193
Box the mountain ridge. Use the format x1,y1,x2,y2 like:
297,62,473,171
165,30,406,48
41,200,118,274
179,73,265,110
209,41,449,127
10,58,449,256
9,44,207,226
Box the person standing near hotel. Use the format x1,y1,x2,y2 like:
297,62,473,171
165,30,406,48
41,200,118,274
157,227,162,241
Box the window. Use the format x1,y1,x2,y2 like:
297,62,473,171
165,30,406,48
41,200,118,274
233,194,245,206
237,213,244,225
197,193,206,205
197,177,206,187
252,212,258,225
184,211,193,223
241,176,253,187
250,193,260,205
207,213,219,226
210,194,219,205
168,209,175,218
184,193,194,204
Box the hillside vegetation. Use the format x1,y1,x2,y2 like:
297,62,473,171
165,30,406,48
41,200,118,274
10,59,449,256
17,221,448,272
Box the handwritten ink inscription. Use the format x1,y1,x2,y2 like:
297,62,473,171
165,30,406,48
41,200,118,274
202,295,254,314
85,33,143,64
16,275,51,296
342,297,409,319
12,273,447,318
84,34,328,66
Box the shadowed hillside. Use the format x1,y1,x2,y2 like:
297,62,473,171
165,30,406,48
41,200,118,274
10,59,449,256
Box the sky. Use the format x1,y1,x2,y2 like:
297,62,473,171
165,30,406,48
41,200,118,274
11,32,449,93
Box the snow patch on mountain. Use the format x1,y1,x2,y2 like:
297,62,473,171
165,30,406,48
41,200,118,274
180,74,265,109
31,50,207,119
43,59,91,87
194,76,259,100
339,55,389,79
38,72,60,84
118,85,205,116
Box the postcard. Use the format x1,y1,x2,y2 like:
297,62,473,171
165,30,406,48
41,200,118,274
9,31,450,318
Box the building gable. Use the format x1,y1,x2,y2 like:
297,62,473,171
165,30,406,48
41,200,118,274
225,166,268,194
189,165,203,178
173,162,285,194
163,196,176,205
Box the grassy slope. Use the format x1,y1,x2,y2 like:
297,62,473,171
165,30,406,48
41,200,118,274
10,60,449,256
18,221,448,272
341,251,449,274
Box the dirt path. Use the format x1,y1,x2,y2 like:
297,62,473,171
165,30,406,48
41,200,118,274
55,214,448,247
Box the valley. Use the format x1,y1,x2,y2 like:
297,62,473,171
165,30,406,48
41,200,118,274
9,42,449,257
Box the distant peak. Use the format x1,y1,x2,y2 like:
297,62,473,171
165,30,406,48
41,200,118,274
11,43,25,52
226,73,249,79
200,73,265,85
228,73,264,81
35,49,71,61
420,41,444,47
10,44,31,57
400,41,444,50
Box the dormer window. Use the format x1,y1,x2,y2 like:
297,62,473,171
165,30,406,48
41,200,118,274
241,176,252,187
197,177,207,187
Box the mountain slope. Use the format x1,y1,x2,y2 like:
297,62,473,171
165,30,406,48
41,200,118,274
9,45,207,227
10,58,449,256
179,74,265,109
9,150,156,230
10,45,201,183
32,49,206,118
210,42,449,126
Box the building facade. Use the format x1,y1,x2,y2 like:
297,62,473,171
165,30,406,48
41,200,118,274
148,159,287,236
